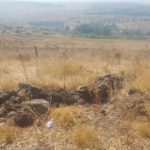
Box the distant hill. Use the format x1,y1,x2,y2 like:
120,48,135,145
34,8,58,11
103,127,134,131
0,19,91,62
0,1,150,38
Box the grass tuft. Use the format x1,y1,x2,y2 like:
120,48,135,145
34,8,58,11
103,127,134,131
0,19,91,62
51,107,77,128
72,125,102,149
133,122,150,138
0,124,20,144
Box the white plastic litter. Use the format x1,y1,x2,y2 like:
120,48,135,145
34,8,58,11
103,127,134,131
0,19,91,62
46,119,54,128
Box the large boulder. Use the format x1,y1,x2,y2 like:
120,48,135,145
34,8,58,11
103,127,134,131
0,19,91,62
95,74,124,103
22,99,49,114
71,86,94,104
14,111,34,127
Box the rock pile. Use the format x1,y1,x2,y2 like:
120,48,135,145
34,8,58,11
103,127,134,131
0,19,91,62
0,74,126,127
95,74,124,103
0,84,77,127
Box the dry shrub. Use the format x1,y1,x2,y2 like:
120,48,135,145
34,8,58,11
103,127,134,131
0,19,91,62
51,107,77,128
0,124,20,144
133,122,150,138
72,125,102,149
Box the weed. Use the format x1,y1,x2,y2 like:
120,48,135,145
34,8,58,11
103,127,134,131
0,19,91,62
72,125,102,149
51,107,77,128
0,124,20,144
133,122,150,138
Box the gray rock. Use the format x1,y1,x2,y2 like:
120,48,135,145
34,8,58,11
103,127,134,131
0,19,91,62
127,99,136,108
22,99,49,114
14,112,34,127
71,86,94,104
77,99,86,105
128,88,144,95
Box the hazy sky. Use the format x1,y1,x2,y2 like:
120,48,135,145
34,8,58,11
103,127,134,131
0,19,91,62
18,0,150,2
0,0,150,3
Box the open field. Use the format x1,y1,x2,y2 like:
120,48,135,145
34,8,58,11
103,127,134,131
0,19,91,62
0,33,150,91
0,33,150,150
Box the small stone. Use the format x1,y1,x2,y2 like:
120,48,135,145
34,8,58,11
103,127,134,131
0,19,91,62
127,100,136,108
77,99,86,105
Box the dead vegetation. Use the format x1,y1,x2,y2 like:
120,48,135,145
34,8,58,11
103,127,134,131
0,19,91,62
0,124,20,144
132,122,150,138
51,107,77,128
72,125,102,149
0,34,150,150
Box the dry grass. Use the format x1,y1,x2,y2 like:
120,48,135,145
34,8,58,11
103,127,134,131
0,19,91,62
0,34,150,92
132,70,150,92
144,101,150,114
132,122,150,138
0,124,20,144
51,107,77,127
72,125,102,149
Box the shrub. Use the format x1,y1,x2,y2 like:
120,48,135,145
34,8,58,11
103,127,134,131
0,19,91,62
51,107,77,128
134,122,150,138
72,125,102,149
0,125,19,144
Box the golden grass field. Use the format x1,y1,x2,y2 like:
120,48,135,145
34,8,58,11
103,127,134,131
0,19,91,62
0,34,150,92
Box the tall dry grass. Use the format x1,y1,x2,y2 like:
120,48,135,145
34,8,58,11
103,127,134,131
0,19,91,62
0,34,150,91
